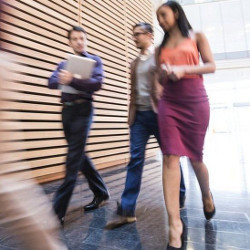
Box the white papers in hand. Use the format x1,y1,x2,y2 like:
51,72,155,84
60,53,95,94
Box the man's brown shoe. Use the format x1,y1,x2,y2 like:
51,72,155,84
105,216,137,230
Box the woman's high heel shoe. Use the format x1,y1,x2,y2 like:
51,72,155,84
203,192,216,221
167,218,185,250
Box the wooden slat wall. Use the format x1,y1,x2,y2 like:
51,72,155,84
0,0,158,183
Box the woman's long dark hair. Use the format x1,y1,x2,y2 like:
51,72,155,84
157,1,192,52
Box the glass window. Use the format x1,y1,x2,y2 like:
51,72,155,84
221,0,247,53
242,0,250,51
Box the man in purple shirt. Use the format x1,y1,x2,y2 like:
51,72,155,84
48,26,109,225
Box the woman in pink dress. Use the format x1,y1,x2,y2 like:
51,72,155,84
156,1,216,249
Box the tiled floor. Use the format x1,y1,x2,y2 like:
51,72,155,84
0,106,250,249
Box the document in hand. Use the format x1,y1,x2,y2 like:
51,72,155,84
65,53,96,79
60,54,96,94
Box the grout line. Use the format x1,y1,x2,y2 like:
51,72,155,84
182,214,250,224
186,226,249,236
184,207,250,215
244,213,250,223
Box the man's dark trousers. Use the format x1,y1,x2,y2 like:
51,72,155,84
53,102,109,220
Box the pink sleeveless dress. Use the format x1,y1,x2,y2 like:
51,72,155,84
158,38,209,161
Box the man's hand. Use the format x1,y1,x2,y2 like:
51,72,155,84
155,81,163,101
58,70,73,85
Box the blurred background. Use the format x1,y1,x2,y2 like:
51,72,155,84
0,1,250,249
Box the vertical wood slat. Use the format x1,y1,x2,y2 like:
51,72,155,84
0,0,156,183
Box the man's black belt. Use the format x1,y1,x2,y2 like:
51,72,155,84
63,99,88,106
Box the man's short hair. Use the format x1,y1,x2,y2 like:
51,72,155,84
133,22,153,34
68,26,86,40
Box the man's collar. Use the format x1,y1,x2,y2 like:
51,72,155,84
81,51,88,57
139,45,154,61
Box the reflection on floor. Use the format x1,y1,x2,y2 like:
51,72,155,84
0,106,250,249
